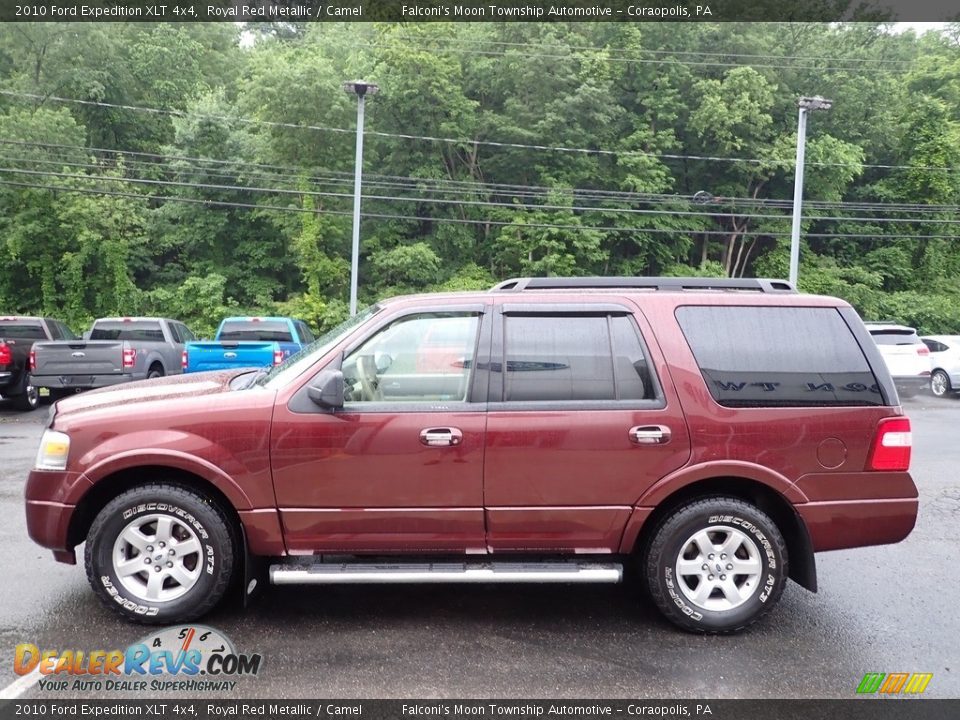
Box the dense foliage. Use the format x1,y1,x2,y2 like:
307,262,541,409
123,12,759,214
2,22,960,336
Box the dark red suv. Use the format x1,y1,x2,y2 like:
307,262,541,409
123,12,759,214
25,277,918,633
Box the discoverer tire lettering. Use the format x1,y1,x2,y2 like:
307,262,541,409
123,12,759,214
84,483,235,624
644,496,788,634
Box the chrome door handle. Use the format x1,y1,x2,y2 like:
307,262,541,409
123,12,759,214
629,425,671,445
419,427,463,447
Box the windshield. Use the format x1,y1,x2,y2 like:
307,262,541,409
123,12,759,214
256,305,379,388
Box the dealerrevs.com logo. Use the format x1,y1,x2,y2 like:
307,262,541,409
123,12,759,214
14,625,261,693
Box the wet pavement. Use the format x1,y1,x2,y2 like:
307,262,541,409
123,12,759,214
0,395,956,699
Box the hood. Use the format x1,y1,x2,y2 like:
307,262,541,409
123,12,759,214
52,370,248,420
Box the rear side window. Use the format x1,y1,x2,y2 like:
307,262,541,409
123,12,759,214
501,314,656,402
90,321,164,341
219,320,293,343
0,321,46,339
676,306,882,407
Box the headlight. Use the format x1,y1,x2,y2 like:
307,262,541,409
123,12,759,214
34,430,70,471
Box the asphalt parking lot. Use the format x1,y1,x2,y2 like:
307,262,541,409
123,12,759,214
0,395,957,700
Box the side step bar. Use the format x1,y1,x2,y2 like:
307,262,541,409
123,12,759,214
269,561,623,586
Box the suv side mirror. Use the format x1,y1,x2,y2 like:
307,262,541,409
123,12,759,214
307,370,344,409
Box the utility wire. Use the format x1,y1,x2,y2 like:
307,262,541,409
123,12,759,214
6,89,960,173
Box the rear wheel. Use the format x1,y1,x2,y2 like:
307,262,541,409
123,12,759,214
12,385,39,411
931,369,951,397
147,364,164,380
643,496,788,634
84,484,236,623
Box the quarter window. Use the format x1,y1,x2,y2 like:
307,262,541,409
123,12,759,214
342,313,480,403
676,306,882,407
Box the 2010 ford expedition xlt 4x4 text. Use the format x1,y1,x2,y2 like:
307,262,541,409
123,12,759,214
24,277,918,634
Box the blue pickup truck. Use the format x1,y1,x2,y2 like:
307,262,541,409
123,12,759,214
182,317,315,373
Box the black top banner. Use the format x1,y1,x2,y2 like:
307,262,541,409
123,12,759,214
1,0,958,23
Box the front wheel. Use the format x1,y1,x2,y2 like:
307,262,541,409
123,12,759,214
931,369,952,397
643,497,788,634
84,484,236,623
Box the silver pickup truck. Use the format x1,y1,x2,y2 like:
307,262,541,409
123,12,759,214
29,317,195,393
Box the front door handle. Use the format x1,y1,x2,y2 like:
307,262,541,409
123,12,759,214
419,427,463,447
629,425,671,445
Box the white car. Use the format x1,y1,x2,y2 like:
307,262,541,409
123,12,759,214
865,323,931,398
921,335,960,397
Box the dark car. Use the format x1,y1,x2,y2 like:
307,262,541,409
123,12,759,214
0,316,77,411
24,277,917,633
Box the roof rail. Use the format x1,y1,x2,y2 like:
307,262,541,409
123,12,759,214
491,277,796,293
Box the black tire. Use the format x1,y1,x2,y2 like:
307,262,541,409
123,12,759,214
84,483,236,624
12,385,39,411
931,369,951,398
643,496,788,634
147,364,165,380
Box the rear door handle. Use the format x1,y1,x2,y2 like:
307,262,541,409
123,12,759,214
629,425,671,445
419,427,463,447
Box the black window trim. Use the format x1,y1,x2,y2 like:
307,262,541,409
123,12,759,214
288,303,491,415
488,304,666,412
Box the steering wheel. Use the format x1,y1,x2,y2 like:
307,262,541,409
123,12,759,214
356,354,384,402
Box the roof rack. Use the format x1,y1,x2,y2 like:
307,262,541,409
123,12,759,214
491,277,796,293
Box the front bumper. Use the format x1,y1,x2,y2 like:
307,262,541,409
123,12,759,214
25,469,90,563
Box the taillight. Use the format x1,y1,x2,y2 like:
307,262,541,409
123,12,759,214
273,348,284,365
28,349,36,371
917,345,930,356
867,417,912,471
0,342,11,365
122,347,137,369
181,350,188,370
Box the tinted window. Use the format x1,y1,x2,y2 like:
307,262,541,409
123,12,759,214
54,321,78,340
168,323,183,344
503,315,615,401
676,306,882,407
219,320,293,343
870,329,921,345
90,320,164,342
0,321,49,339
296,321,315,344
610,315,655,400
923,339,947,353
342,313,479,403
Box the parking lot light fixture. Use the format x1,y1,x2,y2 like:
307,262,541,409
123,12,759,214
344,80,379,316
789,95,833,287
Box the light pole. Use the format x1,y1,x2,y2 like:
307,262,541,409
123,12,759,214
789,95,832,287
344,80,378,316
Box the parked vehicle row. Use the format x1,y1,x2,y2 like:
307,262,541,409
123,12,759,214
1,314,316,411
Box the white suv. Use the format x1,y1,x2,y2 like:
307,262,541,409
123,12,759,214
921,335,960,397
866,323,931,398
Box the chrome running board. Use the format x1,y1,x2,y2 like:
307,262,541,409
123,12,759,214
269,561,623,585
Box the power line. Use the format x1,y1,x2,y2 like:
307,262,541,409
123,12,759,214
6,165,960,227
3,175,959,241
6,89,959,173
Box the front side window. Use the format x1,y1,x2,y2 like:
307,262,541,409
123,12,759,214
342,313,480,403
501,313,656,402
